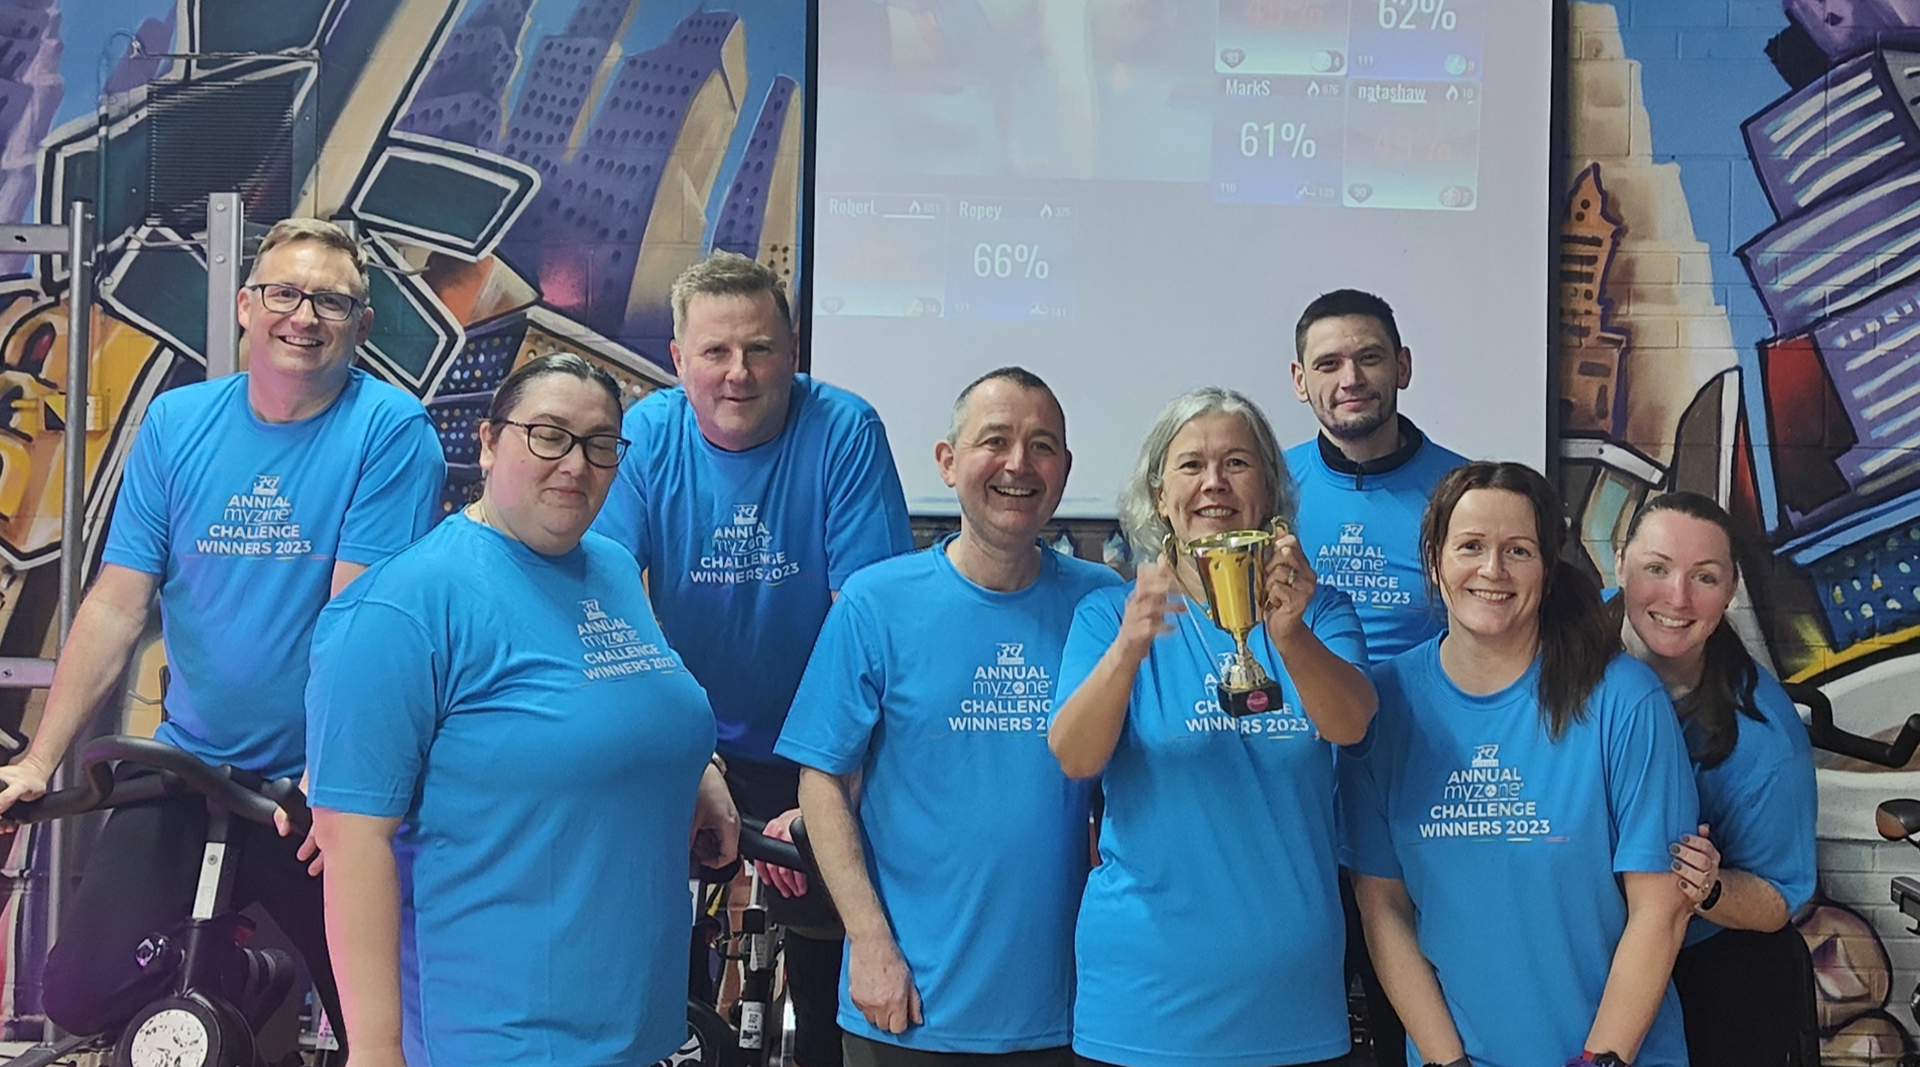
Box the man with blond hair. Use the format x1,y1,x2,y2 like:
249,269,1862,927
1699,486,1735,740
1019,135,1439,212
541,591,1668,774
596,250,912,1067
0,217,446,1050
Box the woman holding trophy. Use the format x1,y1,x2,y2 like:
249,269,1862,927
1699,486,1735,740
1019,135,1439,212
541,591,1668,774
1049,387,1377,1067
1338,462,1699,1067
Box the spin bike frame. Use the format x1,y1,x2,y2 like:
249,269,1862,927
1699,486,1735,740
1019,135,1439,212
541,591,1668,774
4,734,314,1067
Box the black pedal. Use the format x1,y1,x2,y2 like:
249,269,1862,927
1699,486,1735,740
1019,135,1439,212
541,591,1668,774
1219,681,1283,717
134,934,181,975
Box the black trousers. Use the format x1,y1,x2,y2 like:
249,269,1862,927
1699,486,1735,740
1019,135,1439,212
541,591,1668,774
845,1034,1073,1066
40,773,344,1055
728,757,845,1067
1341,868,1407,1067
1672,925,1818,1067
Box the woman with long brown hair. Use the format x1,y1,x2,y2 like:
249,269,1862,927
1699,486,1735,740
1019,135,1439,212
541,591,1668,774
1340,461,1698,1067
1612,491,1817,1066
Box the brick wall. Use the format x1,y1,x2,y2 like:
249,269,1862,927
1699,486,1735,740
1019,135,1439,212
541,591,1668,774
1566,3,1920,1060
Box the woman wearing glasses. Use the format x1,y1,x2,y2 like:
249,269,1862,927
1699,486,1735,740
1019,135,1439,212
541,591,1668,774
305,353,740,1067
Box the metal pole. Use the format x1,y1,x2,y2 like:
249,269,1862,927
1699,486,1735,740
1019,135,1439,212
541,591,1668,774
57,201,92,646
205,193,242,379
47,202,92,1025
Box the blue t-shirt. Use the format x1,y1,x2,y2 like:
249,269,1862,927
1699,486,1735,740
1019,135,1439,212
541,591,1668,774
1339,639,1699,1067
593,375,912,761
1055,582,1367,1067
307,515,715,1067
776,538,1123,1053
103,369,444,780
1284,431,1465,664
1685,670,1817,947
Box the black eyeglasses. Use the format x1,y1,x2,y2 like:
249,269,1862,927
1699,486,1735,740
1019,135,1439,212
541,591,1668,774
246,283,364,322
496,420,630,468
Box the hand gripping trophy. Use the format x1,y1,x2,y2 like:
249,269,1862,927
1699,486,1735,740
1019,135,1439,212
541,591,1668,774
1170,521,1288,717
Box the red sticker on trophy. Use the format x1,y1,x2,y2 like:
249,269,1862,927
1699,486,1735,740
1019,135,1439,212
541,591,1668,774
1246,689,1270,714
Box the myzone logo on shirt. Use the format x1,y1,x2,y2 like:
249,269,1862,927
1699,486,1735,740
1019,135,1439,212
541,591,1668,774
197,472,313,559
1419,740,1560,842
1314,520,1413,610
576,597,677,680
952,641,1051,733
691,502,802,586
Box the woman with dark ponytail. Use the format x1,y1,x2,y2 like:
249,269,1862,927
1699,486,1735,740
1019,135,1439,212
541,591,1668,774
1612,492,1817,1067
1339,461,1699,1067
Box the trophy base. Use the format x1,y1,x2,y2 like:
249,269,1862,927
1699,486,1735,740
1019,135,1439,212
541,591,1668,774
1218,680,1284,717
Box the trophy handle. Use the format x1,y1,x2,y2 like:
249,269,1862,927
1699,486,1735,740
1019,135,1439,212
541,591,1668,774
1255,517,1291,615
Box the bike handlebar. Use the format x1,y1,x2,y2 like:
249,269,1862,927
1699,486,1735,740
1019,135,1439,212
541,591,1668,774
738,814,807,873
6,735,310,834
1787,682,1920,769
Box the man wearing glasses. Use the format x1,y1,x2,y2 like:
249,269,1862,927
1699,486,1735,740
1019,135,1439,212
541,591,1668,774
595,250,913,1067
0,217,446,1052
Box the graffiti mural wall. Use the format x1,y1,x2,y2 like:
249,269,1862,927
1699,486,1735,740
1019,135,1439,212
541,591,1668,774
0,0,805,1024
6,0,1919,1056
1565,0,1920,1061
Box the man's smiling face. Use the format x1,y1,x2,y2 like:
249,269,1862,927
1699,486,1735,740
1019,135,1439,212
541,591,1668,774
237,239,370,389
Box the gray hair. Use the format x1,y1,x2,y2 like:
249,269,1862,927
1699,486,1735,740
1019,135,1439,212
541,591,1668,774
670,250,792,338
1117,387,1296,562
946,365,1056,444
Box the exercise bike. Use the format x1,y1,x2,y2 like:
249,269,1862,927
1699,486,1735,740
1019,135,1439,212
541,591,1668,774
669,815,818,1067
1794,681,1920,1066
3,734,318,1067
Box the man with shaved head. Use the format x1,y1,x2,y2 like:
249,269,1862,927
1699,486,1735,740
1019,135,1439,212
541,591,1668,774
779,367,1119,1067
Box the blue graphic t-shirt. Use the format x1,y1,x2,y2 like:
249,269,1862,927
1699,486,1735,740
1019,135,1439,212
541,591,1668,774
1339,639,1699,1067
776,538,1122,1053
1055,582,1366,1067
307,515,715,1067
1686,670,1817,947
593,375,912,761
103,369,445,780
1285,431,1465,664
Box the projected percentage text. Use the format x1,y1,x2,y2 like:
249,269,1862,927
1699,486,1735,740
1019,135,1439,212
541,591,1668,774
1241,122,1318,158
1372,124,1452,162
974,243,1050,279
1379,0,1456,30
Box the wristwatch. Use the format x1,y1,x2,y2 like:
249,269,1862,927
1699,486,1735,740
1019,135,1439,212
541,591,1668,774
1697,877,1724,912
1423,1058,1471,1067
1564,1053,1629,1067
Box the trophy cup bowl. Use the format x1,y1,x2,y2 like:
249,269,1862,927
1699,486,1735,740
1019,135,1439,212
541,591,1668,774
1185,527,1285,717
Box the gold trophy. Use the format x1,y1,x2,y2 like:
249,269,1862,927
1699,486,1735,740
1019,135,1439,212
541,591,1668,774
1177,523,1287,717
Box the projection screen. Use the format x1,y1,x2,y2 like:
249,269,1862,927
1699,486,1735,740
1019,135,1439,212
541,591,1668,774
808,0,1554,517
